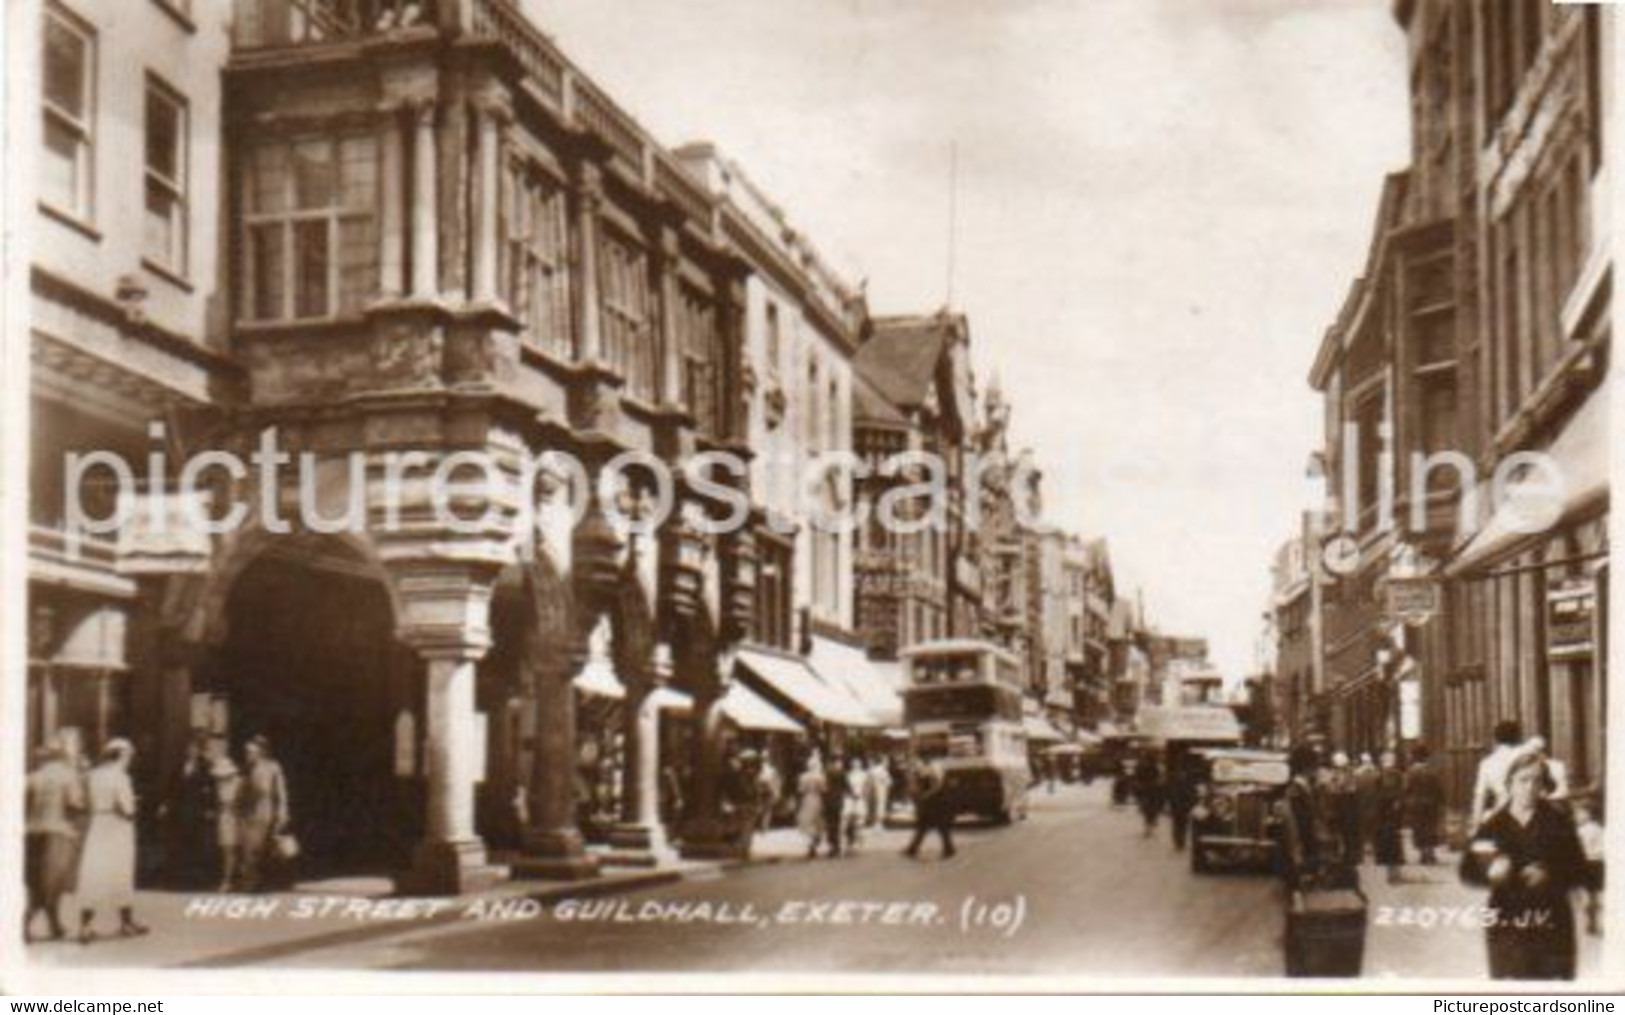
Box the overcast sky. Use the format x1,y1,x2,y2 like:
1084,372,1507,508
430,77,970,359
525,0,1411,678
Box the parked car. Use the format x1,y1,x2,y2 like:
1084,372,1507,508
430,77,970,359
1188,748,1290,875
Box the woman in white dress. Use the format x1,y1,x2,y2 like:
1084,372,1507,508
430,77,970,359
76,739,147,943
795,756,827,860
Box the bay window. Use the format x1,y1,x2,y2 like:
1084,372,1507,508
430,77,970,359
600,232,655,399
501,162,571,359
243,133,379,321
677,284,717,432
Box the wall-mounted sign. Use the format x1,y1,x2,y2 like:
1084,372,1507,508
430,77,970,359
1383,577,1440,627
1546,579,1597,659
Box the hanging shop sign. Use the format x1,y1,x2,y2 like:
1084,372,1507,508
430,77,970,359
1546,579,1597,659
1382,577,1440,627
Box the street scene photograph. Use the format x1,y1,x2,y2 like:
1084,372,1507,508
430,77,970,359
3,0,1617,991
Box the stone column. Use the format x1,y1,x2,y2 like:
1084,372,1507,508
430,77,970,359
655,224,684,409
572,160,605,363
470,99,506,306
606,647,674,864
512,654,599,880
404,649,494,894
410,100,440,301
678,643,736,860
378,103,406,299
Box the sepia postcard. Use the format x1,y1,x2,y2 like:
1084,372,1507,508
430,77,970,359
1,0,1619,994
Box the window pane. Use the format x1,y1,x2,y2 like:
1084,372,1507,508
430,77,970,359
338,217,377,313
144,179,178,267
250,224,286,320
41,114,79,211
251,144,288,214
292,140,335,210
293,219,330,317
43,16,86,118
338,135,376,210
146,89,180,182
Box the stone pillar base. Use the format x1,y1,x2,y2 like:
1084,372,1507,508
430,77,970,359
398,839,500,897
511,828,601,881
600,822,677,868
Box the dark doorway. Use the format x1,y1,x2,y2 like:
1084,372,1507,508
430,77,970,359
215,546,424,879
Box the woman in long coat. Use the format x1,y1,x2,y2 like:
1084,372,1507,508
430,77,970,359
1133,754,1165,837
795,757,827,859
76,739,147,943
1373,749,1407,883
1467,751,1587,980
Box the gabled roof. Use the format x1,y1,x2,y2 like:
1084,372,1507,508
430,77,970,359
855,313,963,412
853,368,909,428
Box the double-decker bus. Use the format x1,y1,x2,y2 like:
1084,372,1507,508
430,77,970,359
900,640,1030,825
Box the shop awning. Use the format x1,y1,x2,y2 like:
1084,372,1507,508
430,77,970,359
1447,385,1610,578
721,682,804,734
735,647,878,728
1022,715,1067,744
650,686,692,714
806,635,906,728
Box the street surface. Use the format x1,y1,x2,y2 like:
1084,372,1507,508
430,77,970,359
259,783,1283,976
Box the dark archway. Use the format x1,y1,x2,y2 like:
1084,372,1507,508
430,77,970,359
211,541,424,879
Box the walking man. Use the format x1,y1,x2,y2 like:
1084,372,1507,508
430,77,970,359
903,753,956,860
821,756,850,858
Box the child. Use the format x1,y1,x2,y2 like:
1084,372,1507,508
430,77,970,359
1574,794,1605,936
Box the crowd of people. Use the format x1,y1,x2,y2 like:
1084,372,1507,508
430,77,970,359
23,731,294,945
1279,722,1604,981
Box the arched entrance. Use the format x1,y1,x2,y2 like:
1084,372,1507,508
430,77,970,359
208,539,424,880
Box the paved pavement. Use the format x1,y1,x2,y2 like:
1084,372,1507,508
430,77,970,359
22,782,1606,981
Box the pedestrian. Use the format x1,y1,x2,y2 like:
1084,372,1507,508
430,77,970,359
24,740,84,943
1133,753,1164,838
755,756,781,832
211,750,242,892
903,753,955,860
1524,737,1571,801
76,739,147,943
1572,793,1604,937
1282,746,1326,886
869,755,893,827
660,761,685,830
1470,719,1525,830
822,756,850,858
721,751,757,855
1167,753,1198,852
1464,751,1587,980
846,758,870,849
1403,744,1444,866
795,756,827,859
1354,752,1380,862
1324,752,1361,867
164,733,218,889
1373,749,1406,884
234,735,290,894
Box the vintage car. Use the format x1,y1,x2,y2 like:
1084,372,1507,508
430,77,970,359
1188,748,1290,875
